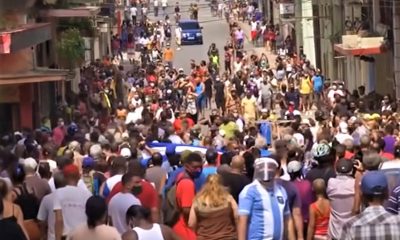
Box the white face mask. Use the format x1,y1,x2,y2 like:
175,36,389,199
253,158,277,182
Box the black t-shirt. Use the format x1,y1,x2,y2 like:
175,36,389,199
214,81,225,100
220,172,251,203
305,166,336,185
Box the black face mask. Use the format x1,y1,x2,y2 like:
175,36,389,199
131,185,142,195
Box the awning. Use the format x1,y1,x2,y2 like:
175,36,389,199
0,68,68,85
334,44,386,56
40,7,100,18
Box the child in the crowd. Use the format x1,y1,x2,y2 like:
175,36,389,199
307,178,330,240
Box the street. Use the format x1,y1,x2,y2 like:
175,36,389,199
148,0,230,72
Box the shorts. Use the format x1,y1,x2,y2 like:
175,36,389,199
251,31,257,40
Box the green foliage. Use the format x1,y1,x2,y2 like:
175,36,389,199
57,28,85,68
57,18,95,36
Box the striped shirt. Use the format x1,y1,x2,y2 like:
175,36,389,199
340,206,400,240
238,180,290,240
387,185,400,214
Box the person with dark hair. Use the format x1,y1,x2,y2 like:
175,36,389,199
0,179,28,240
171,152,203,240
107,161,160,224
196,148,218,188
108,171,142,234
146,152,167,194
10,163,41,240
100,156,127,198
217,151,234,174
340,171,400,239
68,196,120,240
54,164,92,240
48,156,87,192
123,205,179,240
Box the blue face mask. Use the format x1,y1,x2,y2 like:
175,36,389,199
188,168,203,179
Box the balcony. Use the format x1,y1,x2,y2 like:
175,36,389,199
334,34,386,56
0,23,51,54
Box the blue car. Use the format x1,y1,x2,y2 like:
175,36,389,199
179,20,203,45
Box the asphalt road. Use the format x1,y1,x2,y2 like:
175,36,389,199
148,0,230,73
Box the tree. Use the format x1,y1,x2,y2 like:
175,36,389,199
57,28,85,68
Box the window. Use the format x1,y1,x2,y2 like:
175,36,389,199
179,22,200,30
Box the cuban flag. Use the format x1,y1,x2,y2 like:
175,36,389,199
141,142,223,166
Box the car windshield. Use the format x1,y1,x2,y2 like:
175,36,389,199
180,22,200,30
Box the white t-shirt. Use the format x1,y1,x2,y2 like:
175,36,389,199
175,27,182,39
108,192,141,234
37,192,57,240
53,185,92,235
161,0,167,7
251,21,258,31
130,7,137,16
154,0,159,6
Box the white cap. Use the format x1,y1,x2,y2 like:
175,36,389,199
339,122,348,134
120,148,132,158
287,160,302,173
261,108,268,113
178,67,184,72
166,89,172,94
23,157,38,170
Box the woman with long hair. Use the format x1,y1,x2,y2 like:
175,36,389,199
0,179,28,240
123,205,179,240
68,196,120,240
188,174,238,240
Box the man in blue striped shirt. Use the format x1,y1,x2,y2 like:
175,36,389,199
238,157,292,240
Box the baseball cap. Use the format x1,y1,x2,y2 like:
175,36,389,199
63,164,80,177
336,158,353,174
361,171,388,195
23,157,38,170
82,156,95,168
120,148,132,158
287,160,302,173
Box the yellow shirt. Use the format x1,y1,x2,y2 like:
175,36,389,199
241,97,257,119
299,77,312,94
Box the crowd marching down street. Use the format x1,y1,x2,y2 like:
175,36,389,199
2,0,400,240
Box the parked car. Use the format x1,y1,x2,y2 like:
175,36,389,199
179,20,203,45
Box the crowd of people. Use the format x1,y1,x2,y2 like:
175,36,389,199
2,0,400,240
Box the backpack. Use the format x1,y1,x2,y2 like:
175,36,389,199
162,174,190,227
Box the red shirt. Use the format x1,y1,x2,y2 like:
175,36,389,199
173,118,194,132
381,152,395,160
107,180,158,209
172,173,196,240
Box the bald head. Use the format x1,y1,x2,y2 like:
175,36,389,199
231,155,244,171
